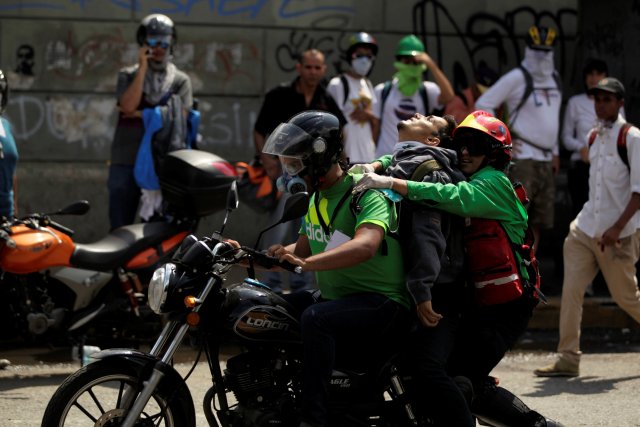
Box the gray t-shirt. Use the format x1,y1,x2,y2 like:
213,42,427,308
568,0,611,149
110,64,192,166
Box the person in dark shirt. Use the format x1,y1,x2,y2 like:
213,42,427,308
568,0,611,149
108,14,192,230
253,49,346,294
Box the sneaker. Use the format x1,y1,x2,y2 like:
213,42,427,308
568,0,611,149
0,359,10,370
534,358,579,377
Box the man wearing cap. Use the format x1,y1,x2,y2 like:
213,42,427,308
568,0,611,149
475,26,563,256
108,14,192,229
373,34,454,158
535,77,640,377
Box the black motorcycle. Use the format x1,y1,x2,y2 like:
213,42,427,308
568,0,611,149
42,183,462,426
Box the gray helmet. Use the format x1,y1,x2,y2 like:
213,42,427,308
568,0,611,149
136,14,177,46
346,32,379,59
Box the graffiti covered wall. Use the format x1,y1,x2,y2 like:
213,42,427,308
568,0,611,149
2,0,584,162
0,0,604,241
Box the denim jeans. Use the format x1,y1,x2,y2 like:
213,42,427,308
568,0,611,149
285,292,409,426
107,164,141,230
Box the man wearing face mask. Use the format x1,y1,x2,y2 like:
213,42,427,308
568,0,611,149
108,14,192,230
327,32,380,164
373,34,454,158
475,26,563,255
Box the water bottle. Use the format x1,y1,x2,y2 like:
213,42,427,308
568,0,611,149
71,345,101,366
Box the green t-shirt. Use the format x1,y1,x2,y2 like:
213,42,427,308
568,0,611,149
301,174,409,308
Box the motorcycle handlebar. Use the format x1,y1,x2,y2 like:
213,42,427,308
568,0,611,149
240,246,302,274
46,220,75,236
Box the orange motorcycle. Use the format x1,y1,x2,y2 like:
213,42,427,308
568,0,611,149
0,149,236,347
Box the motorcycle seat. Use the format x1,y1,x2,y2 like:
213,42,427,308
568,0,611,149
71,222,188,271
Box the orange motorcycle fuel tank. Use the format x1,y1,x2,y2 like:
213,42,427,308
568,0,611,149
0,225,74,273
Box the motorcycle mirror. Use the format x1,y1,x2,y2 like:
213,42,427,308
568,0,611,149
279,192,309,224
49,200,91,216
217,181,239,236
226,181,239,211
253,192,309,249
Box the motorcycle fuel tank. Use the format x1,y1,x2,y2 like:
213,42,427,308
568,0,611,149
0,225,74,273
223,279,301,344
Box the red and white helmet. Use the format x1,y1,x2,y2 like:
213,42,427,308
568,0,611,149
453,110,512,160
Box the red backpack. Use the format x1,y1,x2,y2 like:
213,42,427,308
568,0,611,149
587,123,632,169
463,182,544,306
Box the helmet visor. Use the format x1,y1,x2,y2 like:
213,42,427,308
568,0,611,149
263,122,314,159
280,157,306,176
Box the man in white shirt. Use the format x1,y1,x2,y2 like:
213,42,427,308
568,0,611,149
475,26,562,253
327,32,380,164
535,77,640,377
373,34,453,158
563,58,610,217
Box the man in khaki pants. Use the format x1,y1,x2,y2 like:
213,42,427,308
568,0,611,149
535,77,640,377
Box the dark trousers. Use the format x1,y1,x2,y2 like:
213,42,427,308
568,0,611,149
567,160,589,218
409,306,475,427
107,164,141,230
285,291,409,426
447,297,536,386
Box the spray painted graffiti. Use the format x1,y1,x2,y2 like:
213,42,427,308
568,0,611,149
6,95,116,150
0,0,355,20
407,11,577,131
197,100,257,156
410,1,577,93
275,30,343,72
5,94,257,160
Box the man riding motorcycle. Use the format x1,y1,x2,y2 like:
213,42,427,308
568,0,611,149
261,110,411,427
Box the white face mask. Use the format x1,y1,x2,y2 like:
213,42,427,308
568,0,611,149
524,47,554,80
351,56,373,76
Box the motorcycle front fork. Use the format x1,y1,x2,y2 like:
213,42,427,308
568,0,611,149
119,275,219,427
119,319,190,427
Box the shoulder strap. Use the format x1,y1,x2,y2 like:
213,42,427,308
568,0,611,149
339,74,349,106
513,65,534,119
411,159,442,182
316,185,353,236
588,129,597,147
617,123,632,169
376,81,394,140
380,80,393,116
552,70,563,92
418,83,429,114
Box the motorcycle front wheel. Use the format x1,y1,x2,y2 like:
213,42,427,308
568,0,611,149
41,359,194,427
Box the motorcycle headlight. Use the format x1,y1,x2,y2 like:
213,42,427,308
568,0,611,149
148,263,176,314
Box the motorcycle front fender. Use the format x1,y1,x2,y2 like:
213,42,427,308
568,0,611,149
92,348,185,381
90,348,195,423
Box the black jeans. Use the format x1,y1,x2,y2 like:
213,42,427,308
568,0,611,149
285,291,410,426
107,164,141,230
408,288,475,427
447,296,537,386
567,160,589,218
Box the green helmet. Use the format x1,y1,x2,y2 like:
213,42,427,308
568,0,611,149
395,35,425,57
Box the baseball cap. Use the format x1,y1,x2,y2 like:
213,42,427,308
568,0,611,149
588,77,625,97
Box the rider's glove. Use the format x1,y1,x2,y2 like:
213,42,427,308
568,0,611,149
348,163,376,175
353,173,394,193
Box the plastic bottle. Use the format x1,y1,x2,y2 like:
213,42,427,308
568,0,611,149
72,345,101,366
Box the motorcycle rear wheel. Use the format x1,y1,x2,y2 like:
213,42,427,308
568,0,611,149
41,360,193,427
